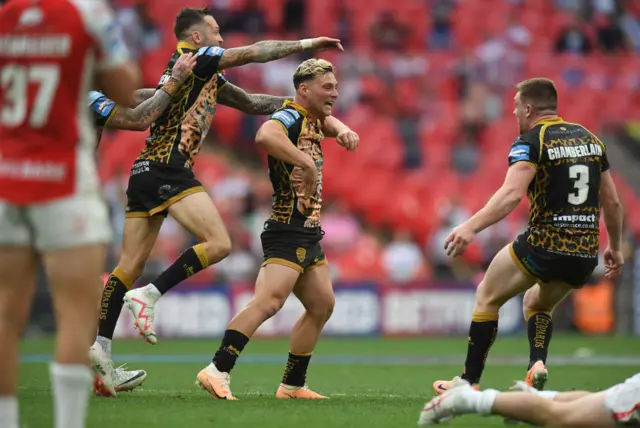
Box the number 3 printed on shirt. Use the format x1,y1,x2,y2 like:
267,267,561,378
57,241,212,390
1,64,60,128
568,164,589,205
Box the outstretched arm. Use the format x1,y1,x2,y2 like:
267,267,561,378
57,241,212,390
132,88,157,106
217,82,291,115
108,89,174,131
106,52,198,131
217,37,343,70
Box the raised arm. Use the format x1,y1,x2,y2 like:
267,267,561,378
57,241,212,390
217,37,343,70
217,82,291,115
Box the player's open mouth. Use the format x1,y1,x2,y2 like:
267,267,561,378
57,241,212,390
325,101,334,107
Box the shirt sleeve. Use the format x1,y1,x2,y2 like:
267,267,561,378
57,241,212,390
88,91,117,127
192,46,225,78
73,0,130,71
508,133,540,167
217,73,229,90
270,108,301,136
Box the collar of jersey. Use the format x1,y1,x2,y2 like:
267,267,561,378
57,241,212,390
283,100,309,117
177,41,197,53
534,116,564,126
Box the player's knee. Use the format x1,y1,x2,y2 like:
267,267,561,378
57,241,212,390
306,292,335,323
474,282,504,313
522,288,554,316
202,234,231,264
255,292,289,320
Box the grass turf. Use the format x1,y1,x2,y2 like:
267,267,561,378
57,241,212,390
18,335,639,428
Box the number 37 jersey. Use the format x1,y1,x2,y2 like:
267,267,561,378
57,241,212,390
508,117,609,258
0,0,129,204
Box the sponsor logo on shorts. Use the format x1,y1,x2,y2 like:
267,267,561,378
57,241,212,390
296,248,306,263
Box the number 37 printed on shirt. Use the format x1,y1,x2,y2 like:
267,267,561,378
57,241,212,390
1,64,60,128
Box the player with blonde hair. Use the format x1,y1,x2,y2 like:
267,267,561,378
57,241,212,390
195,58,359,400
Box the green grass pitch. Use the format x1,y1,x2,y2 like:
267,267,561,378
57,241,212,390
19,335,640,427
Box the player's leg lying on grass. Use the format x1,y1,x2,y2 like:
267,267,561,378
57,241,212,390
277,263,333,399
124,192,231,345
419,377,637,427
90,215,163,396
433,245,536,394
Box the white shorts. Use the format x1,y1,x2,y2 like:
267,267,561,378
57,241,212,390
604,373,640,425
0,190,112,251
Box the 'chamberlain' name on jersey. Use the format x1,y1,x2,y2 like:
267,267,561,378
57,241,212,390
508,117,609,258
137,42,228,168
268,101,324,228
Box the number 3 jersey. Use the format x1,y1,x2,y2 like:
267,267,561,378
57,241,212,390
508,117,609,258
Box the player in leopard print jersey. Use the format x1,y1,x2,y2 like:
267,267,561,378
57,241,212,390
89,6,349,397
432,78,624,400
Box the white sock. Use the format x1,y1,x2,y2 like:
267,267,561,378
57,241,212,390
143,284,161,301
96,336,112,356
0,396,19,428
50,363,93,428
537,390,559,400
474,389,499,415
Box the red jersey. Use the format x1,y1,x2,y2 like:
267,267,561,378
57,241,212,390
0,0,129,204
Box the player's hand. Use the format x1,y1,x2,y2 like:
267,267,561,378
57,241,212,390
603,247,624,280
444,223,476,257
171,52,199,84
336,130,359,152
292,157,318,200
309,37,344,52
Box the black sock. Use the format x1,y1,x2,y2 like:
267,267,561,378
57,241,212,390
153,244,209,295
461,312,499,385
527,312,553,369
282,353,312,387
212,329,250,373
98,267,133,340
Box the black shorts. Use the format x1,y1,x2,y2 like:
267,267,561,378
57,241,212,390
125,160,204,217
510,232,598,287
260,220,326,273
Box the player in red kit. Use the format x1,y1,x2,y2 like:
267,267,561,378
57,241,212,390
0,1,139,428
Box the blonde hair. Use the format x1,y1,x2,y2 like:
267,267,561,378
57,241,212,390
293,59,335,89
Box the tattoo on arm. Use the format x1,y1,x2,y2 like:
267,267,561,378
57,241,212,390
218,40,303,69
217,82,291,115
109,91,172,131
132,88,156,106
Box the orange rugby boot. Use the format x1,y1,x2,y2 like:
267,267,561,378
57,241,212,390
195,363,237,400
276,384,328,399
433,376,479,395
525,360,548,390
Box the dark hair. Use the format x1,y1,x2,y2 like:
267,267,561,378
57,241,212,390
515,78,558,112
174,7,212,40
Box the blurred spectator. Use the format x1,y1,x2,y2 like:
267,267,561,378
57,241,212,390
597,14,627,52
115,2,161,58
371,11,412,51
334,3,352,47
555,17,593,54
283,0,306,35
428,0,454,50
383,230,425,283
238,0,267,36
451,138,479,176
321,203,361,253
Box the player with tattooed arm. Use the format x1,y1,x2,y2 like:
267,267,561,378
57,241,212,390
89,7,346,397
